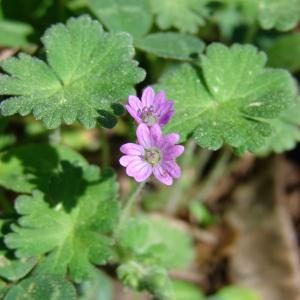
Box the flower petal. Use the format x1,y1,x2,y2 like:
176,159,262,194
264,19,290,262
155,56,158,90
141,86,155,107
120,143,144,155
150,124,162,146
164,133,180,145
126,160,149,177
153,164,173,186
128,95,142,111
120,155,141,167
153,90,166,108
164,145,185,158
162,160,181,178
126,104,142,123
134,164,152,182
159,109,175,126
136,124,152,147
157,100,173,116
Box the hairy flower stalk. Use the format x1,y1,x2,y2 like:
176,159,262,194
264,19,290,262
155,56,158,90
126,87,175,127
120,124,184,186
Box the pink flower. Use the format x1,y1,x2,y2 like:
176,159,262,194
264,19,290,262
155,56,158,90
120,124,184,186
125,87,175,127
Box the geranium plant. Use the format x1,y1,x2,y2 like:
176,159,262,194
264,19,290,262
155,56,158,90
0,0,299,299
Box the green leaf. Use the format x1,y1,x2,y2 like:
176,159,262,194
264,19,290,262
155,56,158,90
0,144,88,193
172,280,206,300
212,1,257,40
255,98,300,155
117,261,174,300
0,279,7,299
210,286,261,300
4,274,77,300
0,257,37,282
5,162,120,280
150,0,208,34
135,32,205,60
90,0,153,38
266,33,300,73
218,0,300,32
0,15,145,129
258,0,300,31
117,216,194,299
158,43,297,152
119,216,194,270
0,20,33,47
79,270,113,300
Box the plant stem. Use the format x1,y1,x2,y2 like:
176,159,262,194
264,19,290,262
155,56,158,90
165,139,196,214
165,141,213,215
99,126,110,168
49,127,61,144
118,181,146,227
193,148,231,203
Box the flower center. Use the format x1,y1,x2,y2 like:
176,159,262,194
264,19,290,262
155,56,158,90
144,147,161,166
138,106,157,126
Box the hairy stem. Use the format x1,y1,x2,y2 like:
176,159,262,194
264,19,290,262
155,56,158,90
193,148,232,203
118,181,146,227
165,139,196,214
165,140,213,215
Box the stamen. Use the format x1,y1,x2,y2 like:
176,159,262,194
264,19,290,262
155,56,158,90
144,147,161,166
138,106,158,126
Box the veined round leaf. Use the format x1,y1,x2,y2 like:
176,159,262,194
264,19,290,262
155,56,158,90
158,43,297,152
5,162,120,281
135,32,205,60
266,33,300,73
0,15,145,129
90,0,153,38
4,275,76,300
150,0,208,34
0,144,88,193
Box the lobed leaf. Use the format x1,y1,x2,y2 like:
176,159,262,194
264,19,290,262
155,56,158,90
90,0,153,38
135,32,205,61
218,0,300,32
149,0,208,34
258,0,300,31
0,144,88,193
0,15,145,129
255,99,300,155
4,275,77,300
5,162,120,281
158,43,297,152
118,215,194,270
78,270,113,300
117,215,194,298
0,257,37,282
